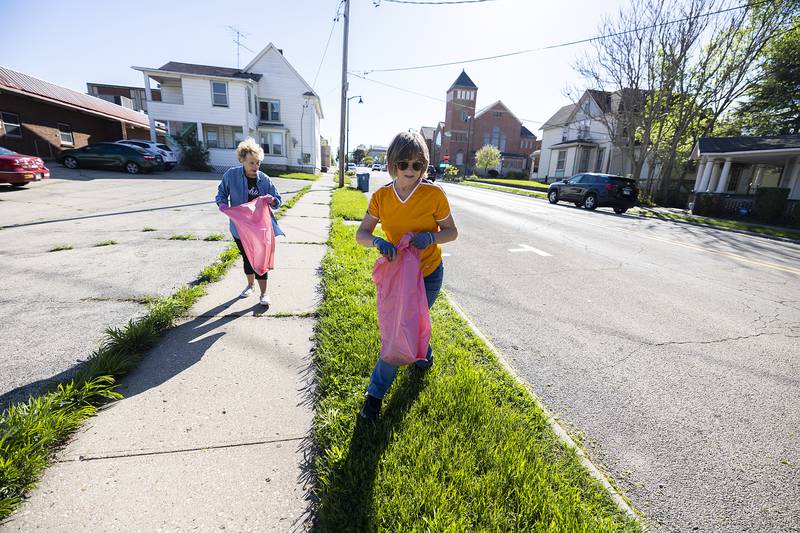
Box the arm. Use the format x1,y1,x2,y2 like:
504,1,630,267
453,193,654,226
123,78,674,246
356,212,380,247
215,172,229,207
433,214,458,244
264,176,282,208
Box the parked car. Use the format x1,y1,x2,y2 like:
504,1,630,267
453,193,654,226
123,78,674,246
371,162,381,171
380,164,387,172
347,163,356,171
115,140,177,170
547,172,638,213
58,142,164,174
426,165,438,182
0,147,50,186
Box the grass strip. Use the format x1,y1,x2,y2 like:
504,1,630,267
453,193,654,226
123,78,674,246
169,234,197,241
203,234,225,241
331,187,368,220
460,180,549,198
470,177,549,190
277,172,321,181
629,208,800,241
312,196,639,531
0,185,314,519
48,245,73,252
142,227,157,232
94,240,117,247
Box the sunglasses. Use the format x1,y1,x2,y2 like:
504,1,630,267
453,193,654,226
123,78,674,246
396,161,425,171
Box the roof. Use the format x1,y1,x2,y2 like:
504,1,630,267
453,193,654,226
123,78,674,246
520,125,535,137
157,61,262,81
0,66,154,128
420,126,435,141
541,104,577,129
697,135,800,154
586,90,612,113
474,100,521,124
448,70,477,91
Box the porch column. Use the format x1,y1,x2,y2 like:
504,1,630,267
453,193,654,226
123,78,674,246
693,158,708,191
196,122,204,146
698,158,716,192
142,73,157,142
778,157,798,188
785,158,800,200
707,160,723,192
715,158,733,193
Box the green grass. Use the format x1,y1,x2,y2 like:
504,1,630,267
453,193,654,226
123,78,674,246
94,240,117,247
277,172,320,181
460,180,549,198
203,234,225,241
0,185,316,519
48,245,73,252
629,208,800,241
312,195,639,530
142,227,157,232
168,234,197,241
470,177,549,190
331,187,367,220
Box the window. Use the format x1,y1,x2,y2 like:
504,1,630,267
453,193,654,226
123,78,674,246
483,133,490,146
555,150,567,177
211,81,228,107
58,123,74,146
260,100,280,122
562,127,568,142
499,133,506,152
494,111,502,118
260,131,284,155
491,127,499,147
595,147,605,172
246,88,252,113
1,111,21,138
204,124,243,149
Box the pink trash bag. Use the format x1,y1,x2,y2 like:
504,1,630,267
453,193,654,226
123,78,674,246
372,233,432,366
222,196,275,275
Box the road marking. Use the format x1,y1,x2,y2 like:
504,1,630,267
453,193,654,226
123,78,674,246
508,244,552,256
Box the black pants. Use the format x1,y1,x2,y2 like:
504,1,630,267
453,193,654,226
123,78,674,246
234,238,268,280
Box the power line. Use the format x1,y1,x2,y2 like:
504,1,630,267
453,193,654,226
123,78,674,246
312,0,345,90
356,0,774,74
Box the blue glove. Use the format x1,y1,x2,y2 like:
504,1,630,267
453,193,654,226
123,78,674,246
372,236,396,261
410,232,435,250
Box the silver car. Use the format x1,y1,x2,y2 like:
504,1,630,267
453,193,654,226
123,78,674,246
115,140,178,170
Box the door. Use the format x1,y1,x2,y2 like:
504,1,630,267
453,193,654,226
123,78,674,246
78,145,103,169
97,144,126,169
561,174,583,200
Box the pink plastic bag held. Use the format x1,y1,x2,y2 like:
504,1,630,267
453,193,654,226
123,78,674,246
372,233,432,366
223,196,275,275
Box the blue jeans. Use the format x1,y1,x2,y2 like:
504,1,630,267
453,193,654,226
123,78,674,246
367,262,443,399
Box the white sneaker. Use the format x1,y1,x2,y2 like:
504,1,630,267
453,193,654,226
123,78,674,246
259,293,271,306
240,285,254,298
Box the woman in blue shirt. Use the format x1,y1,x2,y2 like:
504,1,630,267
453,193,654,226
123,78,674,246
215,138,284,307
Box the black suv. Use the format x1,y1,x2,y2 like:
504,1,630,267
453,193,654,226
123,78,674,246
426,165,438,182
547,173,638,213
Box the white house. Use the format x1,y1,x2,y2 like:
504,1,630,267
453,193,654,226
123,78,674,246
133,43,323,172
537,90,650,183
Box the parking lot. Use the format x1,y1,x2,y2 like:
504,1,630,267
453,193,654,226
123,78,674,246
0,166,306,410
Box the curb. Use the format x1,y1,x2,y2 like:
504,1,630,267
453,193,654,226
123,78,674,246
629,210,800,244
443,291,646,529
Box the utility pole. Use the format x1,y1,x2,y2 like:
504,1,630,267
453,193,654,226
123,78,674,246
338,0,350,188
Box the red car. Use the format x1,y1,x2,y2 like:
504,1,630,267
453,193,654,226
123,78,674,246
0,147,50,186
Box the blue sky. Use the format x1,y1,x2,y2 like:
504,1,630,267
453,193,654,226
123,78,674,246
2,0,627,153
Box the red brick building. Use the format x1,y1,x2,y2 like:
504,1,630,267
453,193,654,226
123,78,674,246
0,67,159,159
436,70,537,176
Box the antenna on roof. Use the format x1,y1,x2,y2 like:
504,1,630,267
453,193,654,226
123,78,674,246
227,26,255,69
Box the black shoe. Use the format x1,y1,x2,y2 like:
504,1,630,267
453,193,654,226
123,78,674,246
415,353,434,370
359,394,382,421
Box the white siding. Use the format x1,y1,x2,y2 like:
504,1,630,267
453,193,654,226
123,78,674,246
537,128,561,181
148,77,252,128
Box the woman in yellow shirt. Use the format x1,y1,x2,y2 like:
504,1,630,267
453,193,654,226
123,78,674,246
355,131,459,421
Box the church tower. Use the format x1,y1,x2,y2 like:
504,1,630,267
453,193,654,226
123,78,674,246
442,70,478,168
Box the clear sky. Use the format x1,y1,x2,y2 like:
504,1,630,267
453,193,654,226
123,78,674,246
1,0,628,154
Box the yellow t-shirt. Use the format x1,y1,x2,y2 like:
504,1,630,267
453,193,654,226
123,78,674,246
368,179,452,276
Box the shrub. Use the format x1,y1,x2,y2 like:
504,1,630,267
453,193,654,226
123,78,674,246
505,170,529,180
753,187,789,224
182,144,210,172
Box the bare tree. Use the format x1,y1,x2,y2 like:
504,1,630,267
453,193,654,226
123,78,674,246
574,0,796,204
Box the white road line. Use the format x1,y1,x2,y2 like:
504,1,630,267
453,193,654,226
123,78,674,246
508,244,552,256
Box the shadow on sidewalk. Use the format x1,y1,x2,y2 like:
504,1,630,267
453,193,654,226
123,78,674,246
308,369,428,529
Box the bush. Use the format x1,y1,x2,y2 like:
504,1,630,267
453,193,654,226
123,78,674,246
692,193,722,216
182,144,210,171
753,188,789,224
505,170,529,180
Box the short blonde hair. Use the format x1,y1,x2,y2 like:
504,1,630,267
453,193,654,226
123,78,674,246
387,131,430,179
236,137,264,163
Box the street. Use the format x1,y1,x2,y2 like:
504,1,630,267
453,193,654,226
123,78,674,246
436,181,800,532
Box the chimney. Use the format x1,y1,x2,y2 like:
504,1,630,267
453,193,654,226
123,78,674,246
277,49,283,55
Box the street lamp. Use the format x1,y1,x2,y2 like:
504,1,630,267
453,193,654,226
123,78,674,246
346,95,363,165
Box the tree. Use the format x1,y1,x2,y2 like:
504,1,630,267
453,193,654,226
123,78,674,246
574,0,796,204
352,148,365,164
475,145,501,175
363,155,374,166
726,20,800,135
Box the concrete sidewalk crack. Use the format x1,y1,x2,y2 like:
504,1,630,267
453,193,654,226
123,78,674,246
59,435,306,463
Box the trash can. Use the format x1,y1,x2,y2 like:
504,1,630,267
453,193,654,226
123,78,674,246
357,172,370,192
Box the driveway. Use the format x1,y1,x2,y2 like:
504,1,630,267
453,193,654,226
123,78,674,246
0,166,306,410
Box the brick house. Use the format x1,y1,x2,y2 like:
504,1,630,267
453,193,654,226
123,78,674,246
437,70,537,176
0,67,158,159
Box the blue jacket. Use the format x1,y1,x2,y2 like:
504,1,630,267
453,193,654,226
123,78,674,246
215,166,285,239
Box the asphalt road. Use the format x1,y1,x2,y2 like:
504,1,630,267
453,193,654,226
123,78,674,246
433,181,800,532
0,167,304,411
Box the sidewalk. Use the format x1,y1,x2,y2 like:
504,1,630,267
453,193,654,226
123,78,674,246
1,179,334,532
